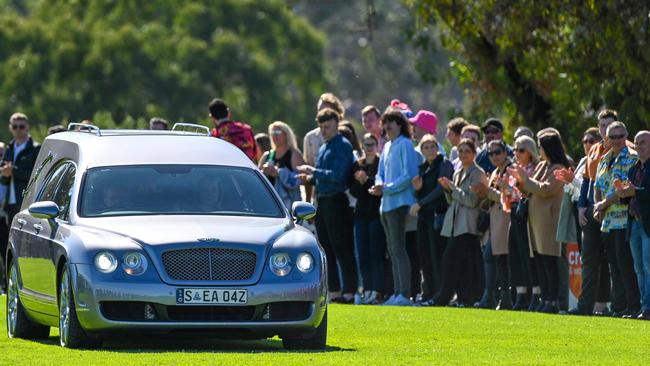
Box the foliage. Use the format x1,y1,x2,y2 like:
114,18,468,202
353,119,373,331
0,0,325,143
407,0,650,155
2,299,650,365
291,0,463,130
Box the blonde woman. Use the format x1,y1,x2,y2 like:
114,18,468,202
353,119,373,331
259,121,305,209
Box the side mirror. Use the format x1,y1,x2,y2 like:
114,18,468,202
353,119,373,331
28,201,59,219
291,201,316,221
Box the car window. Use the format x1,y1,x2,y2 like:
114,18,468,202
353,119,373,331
52,164,76,220
37,163,70,202
79,165,284,218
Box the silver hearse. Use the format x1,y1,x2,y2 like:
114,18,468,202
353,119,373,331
5,123,327,349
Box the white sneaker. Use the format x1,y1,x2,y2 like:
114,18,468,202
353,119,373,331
362,291,378,305
392,294,414,306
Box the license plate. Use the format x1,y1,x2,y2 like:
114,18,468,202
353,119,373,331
176,288,248,305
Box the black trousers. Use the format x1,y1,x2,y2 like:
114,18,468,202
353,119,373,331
535,254,559,301
508,204,538,288
315,193,358,293
416,210,444,299
577,208,625,312
435,233,483,305
0,216,9,291
602,229,641,311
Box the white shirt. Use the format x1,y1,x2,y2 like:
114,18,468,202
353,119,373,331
9,140,28,205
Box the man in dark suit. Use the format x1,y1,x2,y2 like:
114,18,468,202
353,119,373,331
1,113,40,225
617,130,650,319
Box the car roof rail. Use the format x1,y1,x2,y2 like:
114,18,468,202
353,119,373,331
68,123,102,136
171,123,211,136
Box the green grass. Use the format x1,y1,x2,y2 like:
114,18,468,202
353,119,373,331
1,296,649,365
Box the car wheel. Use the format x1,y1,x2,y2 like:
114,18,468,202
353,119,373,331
6,258,50,339
58,264,100,348
282,308,327,350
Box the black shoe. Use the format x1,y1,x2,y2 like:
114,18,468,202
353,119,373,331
332,295,355,304
496,289,513,310
622,309,641,319
637,309,650,320
527,296,542,312
611,309,628,318
415,299,435,307
511,294,528,311
567,307,592,316
540,301,559,314
474,289,496,309
593,308,611,317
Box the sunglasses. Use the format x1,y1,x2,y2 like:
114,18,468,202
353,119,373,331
484,128,501,134
488,149,504,156
582,138,596,144
516,148,527,154
363,142,377,148
270,130,284,136
607,134,625,140
11,124,26,130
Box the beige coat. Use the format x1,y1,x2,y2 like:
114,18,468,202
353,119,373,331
483,166,511,255
521,161,564,257
441,163,487,238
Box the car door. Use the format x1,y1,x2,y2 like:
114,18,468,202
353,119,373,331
17,162,71,301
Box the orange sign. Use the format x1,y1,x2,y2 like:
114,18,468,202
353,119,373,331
566,243,582,298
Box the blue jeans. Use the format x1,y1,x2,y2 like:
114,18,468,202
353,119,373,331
629,220,650,310
355,218,386,293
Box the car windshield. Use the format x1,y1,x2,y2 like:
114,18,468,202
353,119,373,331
79,165,284,218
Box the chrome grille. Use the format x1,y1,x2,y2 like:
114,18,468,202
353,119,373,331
161,248,257,281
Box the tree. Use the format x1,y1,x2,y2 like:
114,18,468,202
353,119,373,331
408,0,650,154
0,0,326,142
292,0,463,126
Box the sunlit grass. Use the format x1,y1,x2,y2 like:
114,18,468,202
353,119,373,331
1,297,649,365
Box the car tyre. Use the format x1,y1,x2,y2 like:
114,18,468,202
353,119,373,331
58,264,100,348
6,258,50,339
282,308,327,350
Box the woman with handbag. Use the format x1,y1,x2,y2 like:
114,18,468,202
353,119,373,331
410,134,453,305
509,132,570,313
503,135,541,310
473,140,513,309
433,138,487,306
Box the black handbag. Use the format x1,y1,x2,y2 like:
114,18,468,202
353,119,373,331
515,197,529,221
477,210,490,233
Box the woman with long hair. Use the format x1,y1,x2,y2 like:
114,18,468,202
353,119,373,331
508,132,570,313
259,121,305,210
369,111,420,306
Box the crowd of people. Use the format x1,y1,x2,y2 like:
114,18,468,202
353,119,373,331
2,94,650,322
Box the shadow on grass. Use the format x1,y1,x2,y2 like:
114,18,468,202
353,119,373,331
32,335,355,354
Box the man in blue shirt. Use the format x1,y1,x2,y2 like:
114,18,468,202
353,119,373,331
298,108,357,303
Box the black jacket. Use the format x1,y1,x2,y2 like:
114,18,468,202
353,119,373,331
349,155,381,220
2,137,40,207
415,155,453,214
627,159,650,238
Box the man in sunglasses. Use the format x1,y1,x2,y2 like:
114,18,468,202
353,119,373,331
475,118,513,174
1,113,40,226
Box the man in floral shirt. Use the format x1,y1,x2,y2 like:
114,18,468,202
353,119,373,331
594,121,641,317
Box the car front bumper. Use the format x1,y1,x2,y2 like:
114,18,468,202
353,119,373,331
70,264,327,337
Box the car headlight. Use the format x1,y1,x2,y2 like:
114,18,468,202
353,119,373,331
296,252,314,273
94,251,118,273
122,252,148,276
269,252,292,276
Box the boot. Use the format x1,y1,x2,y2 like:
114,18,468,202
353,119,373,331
474,288,496,309
540,300,559,314
528,295,542,312
511,293,529,311
496,288,513,310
